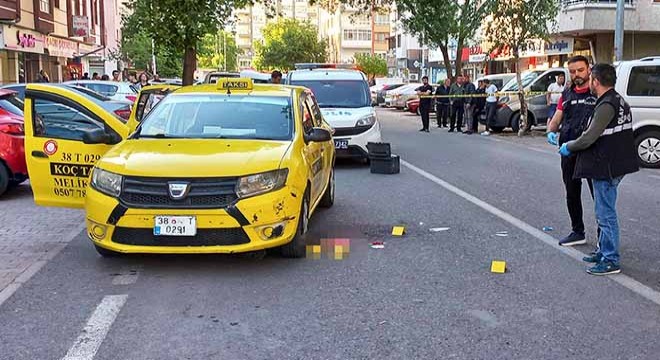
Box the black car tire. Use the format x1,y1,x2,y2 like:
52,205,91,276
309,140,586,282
635,130,660,168
511,112,533,133
0,164,9,196
94,244,122,257
319,169,335,208
280,191,309,258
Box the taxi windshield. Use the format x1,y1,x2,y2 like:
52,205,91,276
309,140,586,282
137,95,293,140
289,80,370,108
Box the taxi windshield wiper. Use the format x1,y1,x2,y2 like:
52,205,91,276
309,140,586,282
137,133,181,139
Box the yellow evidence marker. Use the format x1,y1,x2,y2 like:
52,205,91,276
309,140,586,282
491,260,507,274
392,226,405,236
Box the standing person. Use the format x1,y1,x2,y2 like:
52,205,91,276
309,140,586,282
112,70,121,82
133,72,151,91
449,76,465,133
92,72,100,80
463,75,476,133
467,80,485,135
271,70,282,84
559,63,638,275
547,73,566,124
415,76,434,132
481,79,498,136
547,55,598,246
435,78,451,128
82,72,90,80
128,73,138,85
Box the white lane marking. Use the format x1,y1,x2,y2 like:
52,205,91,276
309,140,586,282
111,267,140,286
61,294,128,360
401,159,660,307
0,225,85,307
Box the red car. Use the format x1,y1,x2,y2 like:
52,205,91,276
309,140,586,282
0,89,27,195
406,98,420,115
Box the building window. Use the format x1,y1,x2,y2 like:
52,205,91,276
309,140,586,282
40,0,50,13
375,32,387,42
375,13,389,25
343,29,371,41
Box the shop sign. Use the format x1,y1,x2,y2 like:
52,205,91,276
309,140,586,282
46,36,78,58
0,26,45,54
467,46,487,63
72,16,89,37
545,37,574,55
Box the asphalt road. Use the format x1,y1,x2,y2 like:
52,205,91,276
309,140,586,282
1,107,660,359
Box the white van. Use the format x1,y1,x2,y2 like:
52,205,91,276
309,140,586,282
616,57,660,168
286,67,382,161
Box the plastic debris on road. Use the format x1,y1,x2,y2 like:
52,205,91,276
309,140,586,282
429,227,450,232
370,241,385,249
495,231,509,237
392,226,405,236
542,226,554,232
491,260,507,273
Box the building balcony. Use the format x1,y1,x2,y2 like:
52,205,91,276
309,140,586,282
341,39,372,49
557,0,660,34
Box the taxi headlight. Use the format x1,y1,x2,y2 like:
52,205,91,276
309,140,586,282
356,114,376,127
236,169,288,198
91,168,123,197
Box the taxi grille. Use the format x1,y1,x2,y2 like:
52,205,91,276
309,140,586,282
111,227,250,246
332,124,373,137
120,176,238,209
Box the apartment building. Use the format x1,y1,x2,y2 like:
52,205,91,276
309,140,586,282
0,0,119,84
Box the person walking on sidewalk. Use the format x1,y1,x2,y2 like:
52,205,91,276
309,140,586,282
559,63,638,275
415,76,434,132
435,78,451,128
547,55,598,247
449,76,466,132
481,79,498,136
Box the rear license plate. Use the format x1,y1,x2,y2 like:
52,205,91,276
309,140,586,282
334,139,349,150
154,216,197,236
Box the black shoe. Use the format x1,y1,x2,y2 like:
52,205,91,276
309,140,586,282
448,129,454,133
419,128,426,132
582,252,601,263
425,129,430,132
587,261,621,276
464,131,473,134
558,232,586,246
456,129,462,133
437,125,442,128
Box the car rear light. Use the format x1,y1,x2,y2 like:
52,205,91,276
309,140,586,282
114,108,131,120
125,95,137,102
0,123,24,135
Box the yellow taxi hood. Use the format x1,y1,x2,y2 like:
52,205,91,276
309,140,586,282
97,139,292,177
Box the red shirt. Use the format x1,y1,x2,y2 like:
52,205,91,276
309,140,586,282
557,85,590,111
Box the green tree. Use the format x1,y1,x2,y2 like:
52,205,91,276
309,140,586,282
483,0,559,136
197,30,241,71
253,19,327,71
122,0,251,85
112,29,183,78
354,53,387,82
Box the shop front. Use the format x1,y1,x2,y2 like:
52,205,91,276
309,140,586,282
487,37,576,74
0,25,46,84
78,42,106,78
45,36,79,82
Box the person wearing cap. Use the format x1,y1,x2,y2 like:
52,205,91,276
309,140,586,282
271,70,283,84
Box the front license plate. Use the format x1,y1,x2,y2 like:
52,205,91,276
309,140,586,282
334,139,349,150
154,216,197,236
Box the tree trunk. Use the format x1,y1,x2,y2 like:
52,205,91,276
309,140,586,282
439,43,453,81
513,50,528,137
455,36,465,79
183,44,197,86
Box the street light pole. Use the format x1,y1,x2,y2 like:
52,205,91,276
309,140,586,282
614,0,625,61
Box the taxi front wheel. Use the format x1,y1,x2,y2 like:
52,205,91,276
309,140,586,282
319,169,335,208
280,193,309,258
94,244,122,258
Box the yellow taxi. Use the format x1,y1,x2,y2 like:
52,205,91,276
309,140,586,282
23,78,336,258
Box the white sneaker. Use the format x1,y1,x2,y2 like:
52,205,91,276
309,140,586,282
481,131,490,136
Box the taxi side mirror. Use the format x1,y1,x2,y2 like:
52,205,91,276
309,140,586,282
82,127,122,145
304,128,332,143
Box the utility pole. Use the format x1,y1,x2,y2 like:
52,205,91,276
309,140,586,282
223,31,227,71
614,0,625,61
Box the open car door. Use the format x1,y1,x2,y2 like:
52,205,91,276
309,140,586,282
127,84,179,132
23,84,129,208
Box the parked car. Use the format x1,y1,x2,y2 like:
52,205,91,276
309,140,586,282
203,71,240,84
2,84,133,122
377,83,404,105
492,68,565,132
406,98,420,115
390,83,423,109
615,56,660,168
239,69,272,83
0,89,26,196
63,80,138,103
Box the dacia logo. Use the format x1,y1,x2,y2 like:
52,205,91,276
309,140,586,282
168,182,191,200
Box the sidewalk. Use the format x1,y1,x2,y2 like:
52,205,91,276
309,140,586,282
0,182,84,297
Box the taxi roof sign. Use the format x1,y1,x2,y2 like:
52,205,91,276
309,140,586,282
216,77,253,91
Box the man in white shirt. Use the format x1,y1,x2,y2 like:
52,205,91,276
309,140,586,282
546,73,566,124
481,79,499,136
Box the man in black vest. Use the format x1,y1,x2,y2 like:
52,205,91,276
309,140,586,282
415,76,434,132
547,55,598,247
559,63,638,275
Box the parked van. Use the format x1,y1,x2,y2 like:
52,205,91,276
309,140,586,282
475,73,516,91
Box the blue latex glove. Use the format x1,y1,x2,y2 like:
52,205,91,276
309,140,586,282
547,132,558,146
559,143,571,157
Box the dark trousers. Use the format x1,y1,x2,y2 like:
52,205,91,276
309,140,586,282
485,102,497,131
420,105,430,130
450,104,464,131
561,155,595,234
471,106,483,133
436,103,449,127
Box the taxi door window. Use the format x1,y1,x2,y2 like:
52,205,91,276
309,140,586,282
305,96,323,127
301,95,314,133
32,98,104,141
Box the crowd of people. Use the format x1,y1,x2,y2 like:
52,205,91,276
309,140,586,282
35,68,162,91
